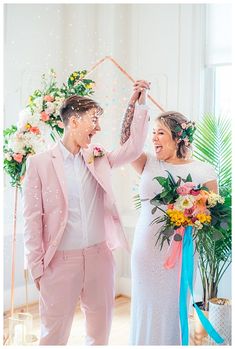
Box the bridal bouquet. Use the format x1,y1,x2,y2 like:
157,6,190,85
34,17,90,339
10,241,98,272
150,170,226,345
150,170,226,250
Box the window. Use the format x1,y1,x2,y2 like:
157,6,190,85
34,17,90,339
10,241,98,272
214,65,232,118
203,4,232,117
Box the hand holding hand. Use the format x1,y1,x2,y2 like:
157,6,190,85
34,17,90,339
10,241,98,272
130,80,151,105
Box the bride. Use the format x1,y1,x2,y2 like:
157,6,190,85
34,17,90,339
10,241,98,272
121,99,218,345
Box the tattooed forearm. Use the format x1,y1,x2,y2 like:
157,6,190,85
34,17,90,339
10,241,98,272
120,103,135,145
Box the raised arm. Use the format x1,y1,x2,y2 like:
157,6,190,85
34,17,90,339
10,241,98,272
107,80,150,169
119,81,148,174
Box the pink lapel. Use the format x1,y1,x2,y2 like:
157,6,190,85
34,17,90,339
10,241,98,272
51,143,68,208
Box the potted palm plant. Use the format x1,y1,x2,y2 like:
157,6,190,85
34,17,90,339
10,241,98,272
192,114,232,342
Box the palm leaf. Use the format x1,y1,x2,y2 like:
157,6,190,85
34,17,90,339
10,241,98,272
193,113,232,306
193,113,232,189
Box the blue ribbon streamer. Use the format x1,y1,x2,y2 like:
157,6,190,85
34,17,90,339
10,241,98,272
179,225,224,345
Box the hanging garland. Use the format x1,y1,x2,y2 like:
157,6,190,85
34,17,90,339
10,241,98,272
3,69,95,187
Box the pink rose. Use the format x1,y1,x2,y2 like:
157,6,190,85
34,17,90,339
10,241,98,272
13,153,23,163
44,95,54,102
177,182,196,195
190,189,200,196
41,111,50,122
184,182,196,189
93,146,104,158
181,123,187,129
57,121,64,129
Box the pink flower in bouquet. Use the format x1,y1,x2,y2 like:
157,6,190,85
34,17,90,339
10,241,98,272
41,111,50,122
168,203,174,210
184,206,195,217
13,153,23,163
44,95,54,102
29,126,40,135
57,121,64,129
190,189,201,196
177,182,196,196
181,123,187,129
191,217,197,223
184,137,190,146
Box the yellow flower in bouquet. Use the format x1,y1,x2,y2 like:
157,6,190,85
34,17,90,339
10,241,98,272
196,213,212,224
167,209,188,226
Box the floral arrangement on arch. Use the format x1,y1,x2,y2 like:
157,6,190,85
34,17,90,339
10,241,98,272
3,69,95,187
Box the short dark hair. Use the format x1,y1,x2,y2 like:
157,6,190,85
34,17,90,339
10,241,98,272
60,95,103,126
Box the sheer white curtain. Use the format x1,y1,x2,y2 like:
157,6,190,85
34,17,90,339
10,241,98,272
205,4,232,66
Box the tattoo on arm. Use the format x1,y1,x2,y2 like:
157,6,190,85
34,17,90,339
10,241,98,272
120,103,135,145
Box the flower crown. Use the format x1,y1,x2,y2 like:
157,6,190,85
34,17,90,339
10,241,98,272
174,120,196,146
161,116,196,146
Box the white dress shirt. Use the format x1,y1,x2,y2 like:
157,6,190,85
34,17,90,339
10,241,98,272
57,141,106,250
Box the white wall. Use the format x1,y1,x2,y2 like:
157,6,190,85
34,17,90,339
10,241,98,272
3,3,231,311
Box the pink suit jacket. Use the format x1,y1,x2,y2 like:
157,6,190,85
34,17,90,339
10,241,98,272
23,107,149,281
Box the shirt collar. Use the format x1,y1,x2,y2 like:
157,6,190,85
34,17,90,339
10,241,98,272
59,141,81,161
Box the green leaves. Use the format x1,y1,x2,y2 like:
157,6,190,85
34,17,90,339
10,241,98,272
133,194,141,210
193,113,232,306
3,125,17,137
151,171,179,206
193,113,232,189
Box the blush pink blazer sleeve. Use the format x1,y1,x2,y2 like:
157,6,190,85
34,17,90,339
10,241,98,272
107,105,149,168
22,156,44,281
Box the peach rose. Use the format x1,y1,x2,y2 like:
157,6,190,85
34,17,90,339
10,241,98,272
57,121,64,129
13,153,23,163
41,111,50,122
44,95,54,102
30,126,40,135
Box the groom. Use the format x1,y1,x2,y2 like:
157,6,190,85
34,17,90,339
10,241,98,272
23,80,150,345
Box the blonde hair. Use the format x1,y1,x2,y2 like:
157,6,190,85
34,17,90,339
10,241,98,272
155,111,193,159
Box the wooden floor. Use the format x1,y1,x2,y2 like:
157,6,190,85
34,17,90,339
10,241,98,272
3,296,209,345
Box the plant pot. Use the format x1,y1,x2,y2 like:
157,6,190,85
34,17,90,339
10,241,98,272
193,301,209,344
208,297,231,345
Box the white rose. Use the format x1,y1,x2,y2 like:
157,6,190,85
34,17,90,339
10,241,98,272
30,136,47,154
175,195,195,210
26,113,41,127
8,138,26,155
18,108,32,128
194,220,203,230
44,102,55,115
4,153,12,161
34,96,43,109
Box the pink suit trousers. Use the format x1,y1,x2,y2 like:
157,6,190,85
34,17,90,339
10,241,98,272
39,241,115,345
